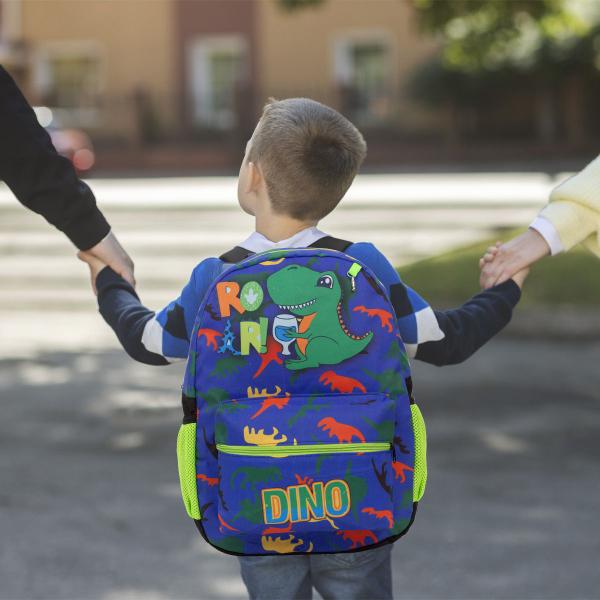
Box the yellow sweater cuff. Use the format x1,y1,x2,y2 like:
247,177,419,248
539,201,596,251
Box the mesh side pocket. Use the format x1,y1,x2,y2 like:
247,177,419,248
410,404,427,502
177,423,201,519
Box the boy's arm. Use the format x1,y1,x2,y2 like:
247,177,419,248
415,280,520,366
95,258,220,365
347,243,521,366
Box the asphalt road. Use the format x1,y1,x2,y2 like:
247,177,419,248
1,337,599,600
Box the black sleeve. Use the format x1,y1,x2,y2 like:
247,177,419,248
0,66,110,250
415,280,521,367
96,267,169,366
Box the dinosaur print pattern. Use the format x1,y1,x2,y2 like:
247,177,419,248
177,247,422,556
319,370,367,393
353,305,394,333
318,417,366,443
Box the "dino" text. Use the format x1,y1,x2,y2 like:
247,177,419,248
261,479,351,525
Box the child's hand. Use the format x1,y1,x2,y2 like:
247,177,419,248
510,266,530,290
479,229,549,289
479,243,529,290
77,250,108,296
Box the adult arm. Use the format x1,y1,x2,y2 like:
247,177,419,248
0,65,109,249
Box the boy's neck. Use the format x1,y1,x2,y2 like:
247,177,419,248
255,211,318,243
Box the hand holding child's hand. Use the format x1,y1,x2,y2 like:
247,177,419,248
478,229,549,289
479,242,529,290
77,250,108,296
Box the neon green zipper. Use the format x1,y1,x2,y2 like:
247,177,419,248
217,442,391,457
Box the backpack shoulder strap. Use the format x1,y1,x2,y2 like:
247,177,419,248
218,236,353,264
309,236,352,252
219,246,255,264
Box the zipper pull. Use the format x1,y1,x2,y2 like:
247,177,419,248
347,263,362,292
391,443,397,463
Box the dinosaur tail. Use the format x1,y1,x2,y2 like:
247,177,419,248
337,303,373,342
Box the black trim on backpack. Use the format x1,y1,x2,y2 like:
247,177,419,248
181,393,197,425
406,376,415,405
218,236,353,265
219,246,255,264
192,502,418,557
308,236,352,253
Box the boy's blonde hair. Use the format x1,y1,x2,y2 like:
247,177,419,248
248,97,367,221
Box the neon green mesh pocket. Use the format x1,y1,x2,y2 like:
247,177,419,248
176,423,201,520
411,404,427,502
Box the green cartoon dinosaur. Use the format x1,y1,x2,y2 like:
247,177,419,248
267,266,373,371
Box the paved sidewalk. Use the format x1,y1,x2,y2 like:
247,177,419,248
1,337,599,600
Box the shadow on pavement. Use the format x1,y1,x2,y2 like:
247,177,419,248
1,336,599,599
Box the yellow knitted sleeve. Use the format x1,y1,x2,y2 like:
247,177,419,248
540,154,600,254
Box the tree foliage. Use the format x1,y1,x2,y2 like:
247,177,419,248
412,0,599,74
277,0,324,11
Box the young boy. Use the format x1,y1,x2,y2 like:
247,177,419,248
79,98,527,600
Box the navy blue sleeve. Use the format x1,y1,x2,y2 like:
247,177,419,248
95,258,221,365
415,280,521,366
96,267,168,365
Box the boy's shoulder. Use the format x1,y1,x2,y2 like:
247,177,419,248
345,241,402,282
189,256,226,291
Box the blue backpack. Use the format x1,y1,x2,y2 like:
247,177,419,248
176,238,427,555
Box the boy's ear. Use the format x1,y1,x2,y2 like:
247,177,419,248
247,160,264,193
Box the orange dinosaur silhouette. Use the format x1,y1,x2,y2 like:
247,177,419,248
250,394,291,420
294,474,315,486
362,507,394,529
318,417,366,443
319,370,367,394
262,522,293,536
196,473,220,487
197,328,223,350
391,461,414,483
253,336,283,379
353,306,393,333
218,514,240,533
336,529,378,549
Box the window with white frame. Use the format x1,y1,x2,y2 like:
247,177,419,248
34,42,102,126
333,33,392,124
188,35,247,129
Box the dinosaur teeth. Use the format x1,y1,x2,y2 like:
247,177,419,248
277,299,316,311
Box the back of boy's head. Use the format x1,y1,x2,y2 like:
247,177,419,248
248,97,367,221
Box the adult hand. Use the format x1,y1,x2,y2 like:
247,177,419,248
87,231,135,288
479,229,550,289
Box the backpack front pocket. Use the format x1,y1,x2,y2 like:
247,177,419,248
212,392,412,553
216,446,397,552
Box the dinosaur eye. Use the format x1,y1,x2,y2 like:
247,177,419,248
317,275,333,289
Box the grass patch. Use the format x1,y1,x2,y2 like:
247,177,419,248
400,230,600,307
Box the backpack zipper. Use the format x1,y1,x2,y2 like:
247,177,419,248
216,442,391,456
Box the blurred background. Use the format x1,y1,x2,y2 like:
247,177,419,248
1,1,600,599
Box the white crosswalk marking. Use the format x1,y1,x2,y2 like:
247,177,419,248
0,173,557,356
